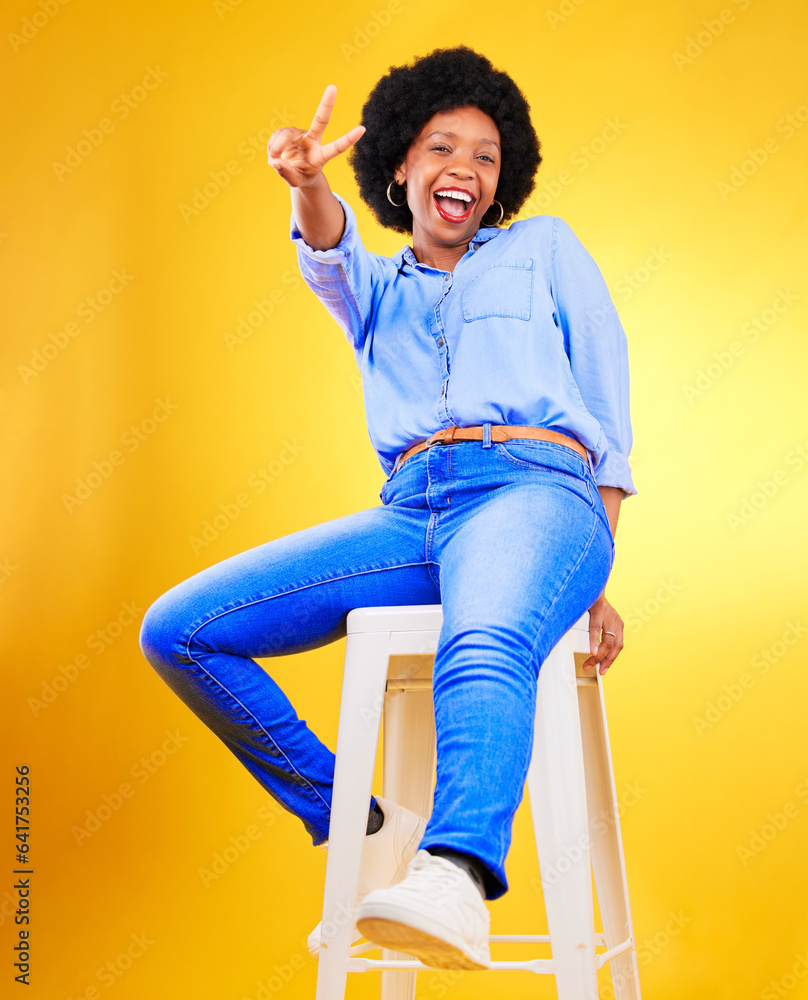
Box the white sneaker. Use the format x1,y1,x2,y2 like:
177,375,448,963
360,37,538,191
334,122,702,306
306,796,427,956
355,849,491,970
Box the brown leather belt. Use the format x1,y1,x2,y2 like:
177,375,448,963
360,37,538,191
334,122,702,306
394,425,590,472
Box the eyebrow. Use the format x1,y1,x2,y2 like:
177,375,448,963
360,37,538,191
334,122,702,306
425,130,500,150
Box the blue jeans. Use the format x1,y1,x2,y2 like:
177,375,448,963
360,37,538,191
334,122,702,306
139,434,614,899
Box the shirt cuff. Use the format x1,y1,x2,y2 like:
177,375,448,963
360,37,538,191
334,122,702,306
289,190,356,263
592,450,637,499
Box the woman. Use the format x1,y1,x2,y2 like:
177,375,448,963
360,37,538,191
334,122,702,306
140,45,636,972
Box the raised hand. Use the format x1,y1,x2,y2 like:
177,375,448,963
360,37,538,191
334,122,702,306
267,84,366,188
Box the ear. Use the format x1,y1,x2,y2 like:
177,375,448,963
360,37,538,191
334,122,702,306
393,160,407,185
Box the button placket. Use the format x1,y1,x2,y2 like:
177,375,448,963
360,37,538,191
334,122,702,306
432,272,453,420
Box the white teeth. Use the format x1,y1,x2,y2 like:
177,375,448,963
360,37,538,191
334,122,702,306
434,189,472,203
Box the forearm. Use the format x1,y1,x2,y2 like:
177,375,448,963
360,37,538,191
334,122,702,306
598,485,622,539
290,172,346,251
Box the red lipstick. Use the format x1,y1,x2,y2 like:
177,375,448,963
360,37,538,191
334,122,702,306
433,185,476,224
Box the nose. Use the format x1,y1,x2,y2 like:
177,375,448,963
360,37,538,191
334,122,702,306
447,149,475,177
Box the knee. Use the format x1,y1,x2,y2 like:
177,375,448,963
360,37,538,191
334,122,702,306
139,592,192,674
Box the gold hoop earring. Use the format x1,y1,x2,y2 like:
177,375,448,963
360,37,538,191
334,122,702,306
386,180,408,207
482,199,504,226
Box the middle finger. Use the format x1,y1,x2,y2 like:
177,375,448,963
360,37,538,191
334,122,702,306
304,83,337,143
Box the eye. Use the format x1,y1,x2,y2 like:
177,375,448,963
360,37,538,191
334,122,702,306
478,154,495,163
431,145,450,152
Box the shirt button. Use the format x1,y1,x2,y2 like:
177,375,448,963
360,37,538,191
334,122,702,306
437,338,444,346
441,386,445,395
444,274,450,282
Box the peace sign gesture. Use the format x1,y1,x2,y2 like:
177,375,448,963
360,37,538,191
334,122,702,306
267,84,366,188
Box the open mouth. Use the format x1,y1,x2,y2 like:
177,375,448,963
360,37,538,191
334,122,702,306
433,187,476,223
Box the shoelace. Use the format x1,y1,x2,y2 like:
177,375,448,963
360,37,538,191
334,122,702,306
405,853,470,895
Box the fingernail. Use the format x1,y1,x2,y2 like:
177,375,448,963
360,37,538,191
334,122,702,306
593,644,599,655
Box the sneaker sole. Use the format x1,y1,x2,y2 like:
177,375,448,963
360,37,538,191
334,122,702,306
356,914,490,971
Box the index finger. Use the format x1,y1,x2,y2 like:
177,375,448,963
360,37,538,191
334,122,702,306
303,83,337,143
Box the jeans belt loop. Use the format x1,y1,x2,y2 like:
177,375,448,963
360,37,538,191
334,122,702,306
482,422,492,448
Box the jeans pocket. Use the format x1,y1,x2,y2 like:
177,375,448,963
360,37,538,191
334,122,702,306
496,442,596,508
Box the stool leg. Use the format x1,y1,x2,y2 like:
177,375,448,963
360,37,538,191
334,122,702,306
527,634,599,1000
579,678,642,1000
315,631,391,1000
379,685,436,1000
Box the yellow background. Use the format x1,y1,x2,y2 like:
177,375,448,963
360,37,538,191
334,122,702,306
2,0,807,997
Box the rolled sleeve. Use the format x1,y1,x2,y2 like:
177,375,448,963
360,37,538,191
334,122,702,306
551,218,637,498
290,191,375,350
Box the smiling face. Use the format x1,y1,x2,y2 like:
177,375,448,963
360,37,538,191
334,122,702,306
393,105,502,269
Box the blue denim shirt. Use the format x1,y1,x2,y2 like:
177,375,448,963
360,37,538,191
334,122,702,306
290,192,636,497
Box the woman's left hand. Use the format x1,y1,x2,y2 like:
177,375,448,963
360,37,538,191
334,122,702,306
581,593,624,675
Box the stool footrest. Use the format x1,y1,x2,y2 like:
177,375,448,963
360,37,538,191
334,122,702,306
595,936,635,969
346,931,627,971
347,957,557,974
489,932,608,945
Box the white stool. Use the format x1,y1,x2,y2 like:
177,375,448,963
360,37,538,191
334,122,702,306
314,605,642,1000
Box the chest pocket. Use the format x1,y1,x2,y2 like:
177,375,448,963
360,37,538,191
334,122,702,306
461,259,534,322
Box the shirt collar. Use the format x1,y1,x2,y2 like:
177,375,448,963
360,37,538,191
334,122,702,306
393,227,503,272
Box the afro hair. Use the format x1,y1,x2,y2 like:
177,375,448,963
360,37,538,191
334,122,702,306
348,45,541,234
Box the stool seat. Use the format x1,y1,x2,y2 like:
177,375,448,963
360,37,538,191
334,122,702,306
314,605,642,1000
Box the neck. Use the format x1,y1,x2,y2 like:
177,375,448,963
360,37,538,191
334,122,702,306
412,224,474,271
410,238,470,273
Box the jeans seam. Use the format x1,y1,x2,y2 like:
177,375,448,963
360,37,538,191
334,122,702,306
182,560,434,813
527,511,601,674
424,512,441,588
